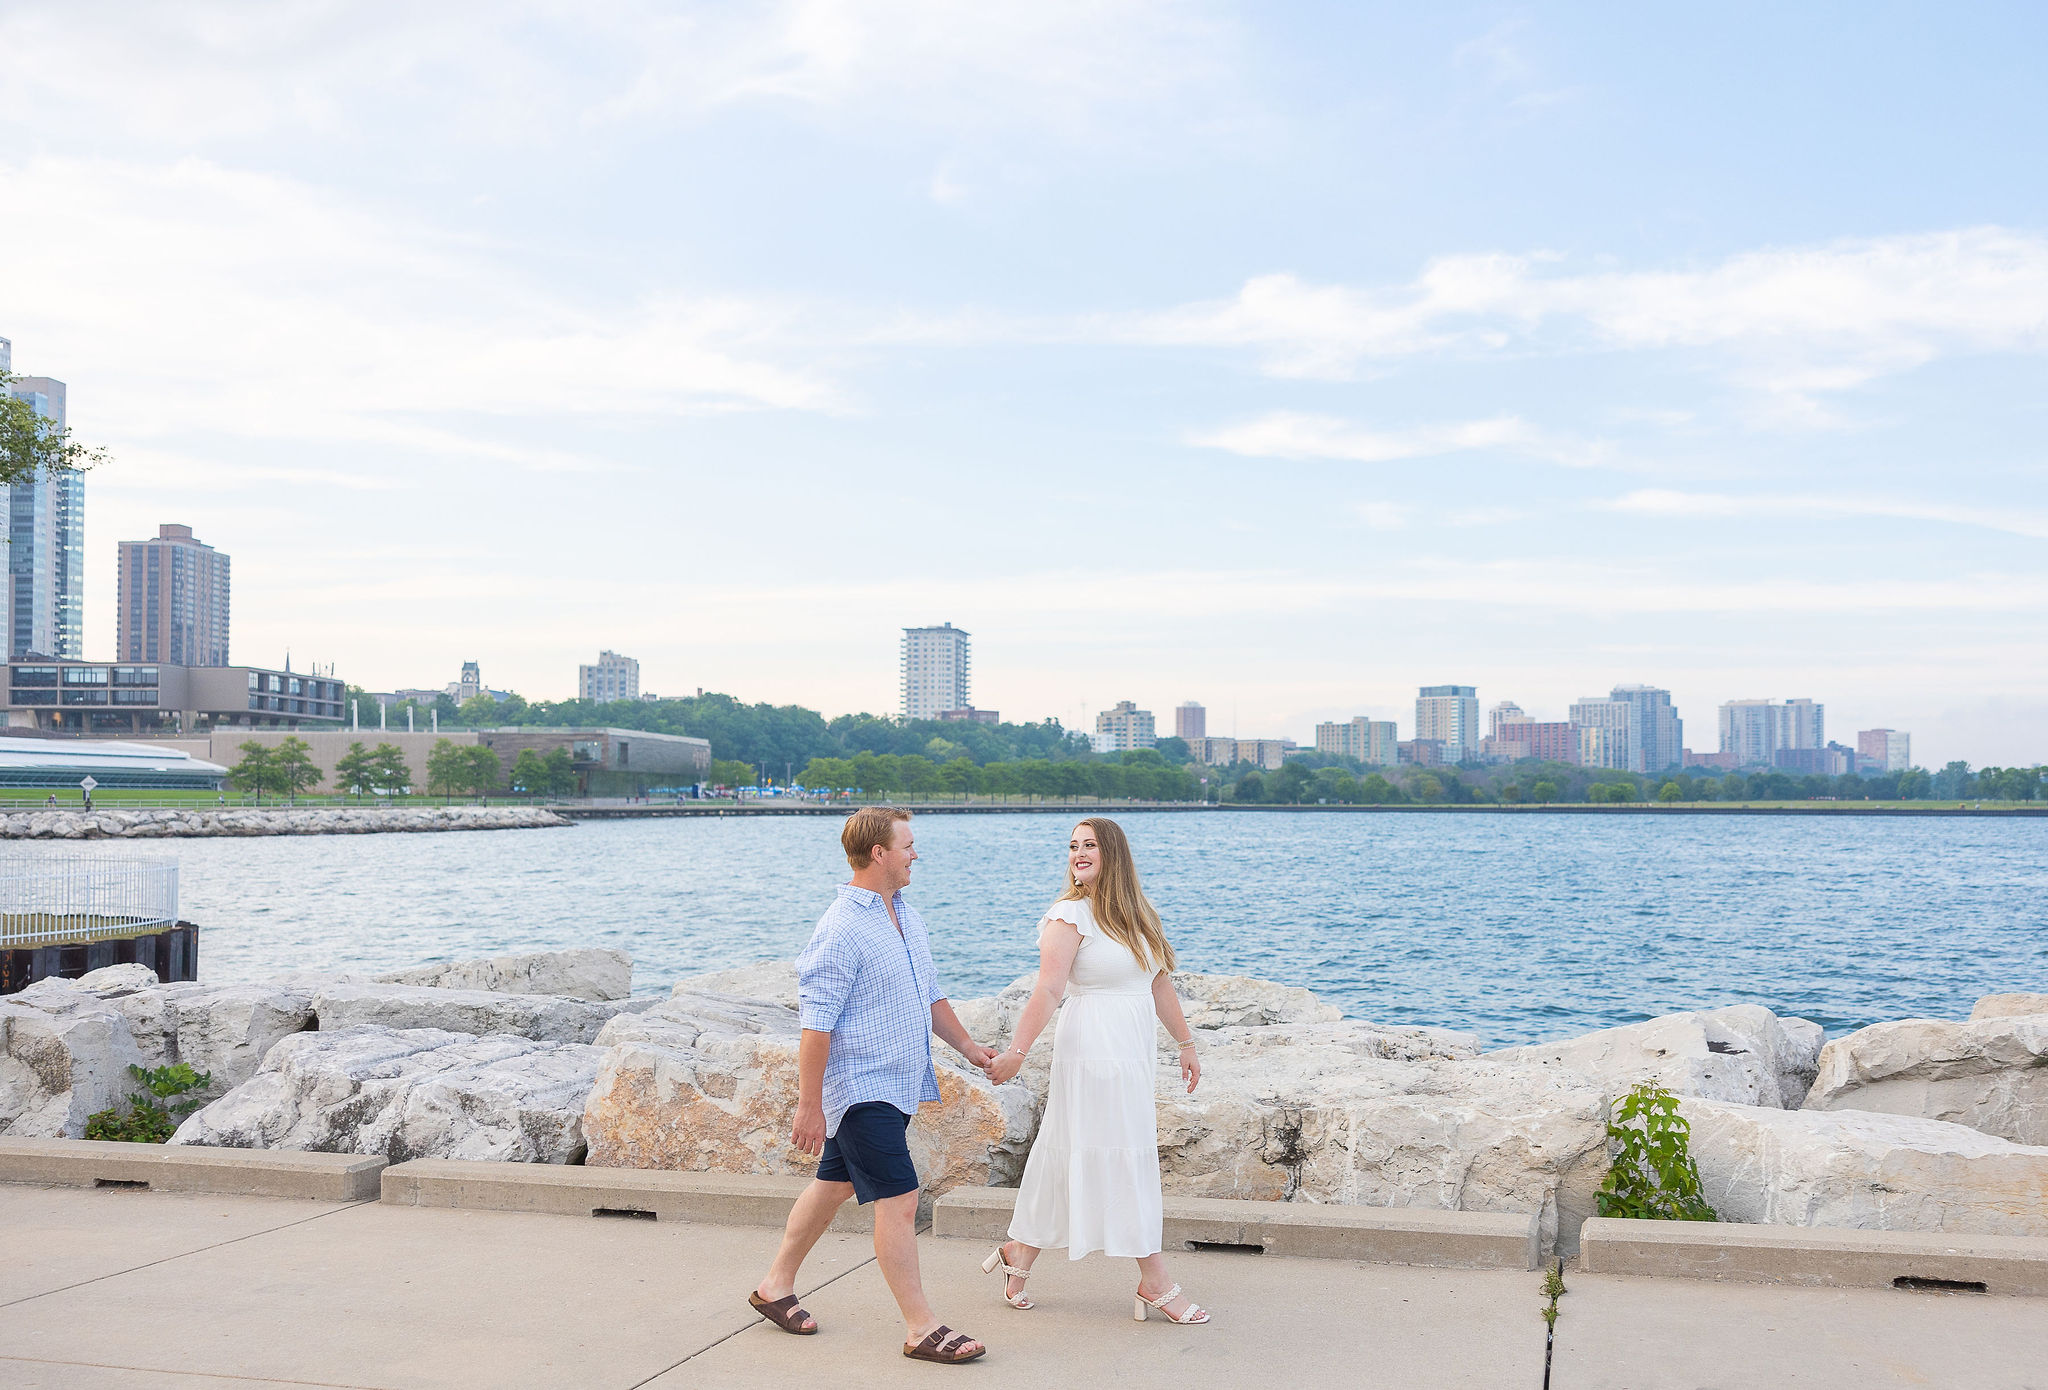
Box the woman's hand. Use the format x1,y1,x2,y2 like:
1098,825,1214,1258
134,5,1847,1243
983,1050,1024,1085
1179,1047,1201,1094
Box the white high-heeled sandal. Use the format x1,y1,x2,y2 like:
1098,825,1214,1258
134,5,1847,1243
980,1244,1034,1309
1134,1283,1209,1324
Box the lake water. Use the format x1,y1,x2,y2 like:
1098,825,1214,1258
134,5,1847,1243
15,812,2047,1048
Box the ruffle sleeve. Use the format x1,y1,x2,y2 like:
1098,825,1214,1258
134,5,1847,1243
1041,897,1100,939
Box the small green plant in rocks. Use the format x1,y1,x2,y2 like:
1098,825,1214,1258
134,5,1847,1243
84,1063,213,1144
1596,1081,1717,1221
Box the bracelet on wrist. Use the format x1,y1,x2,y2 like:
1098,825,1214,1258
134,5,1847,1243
1173,1037,1196,1049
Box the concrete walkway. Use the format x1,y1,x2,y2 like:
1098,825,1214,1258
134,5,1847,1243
2,1185,2043,1389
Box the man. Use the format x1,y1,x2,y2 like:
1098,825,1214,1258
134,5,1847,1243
749,806,993,1365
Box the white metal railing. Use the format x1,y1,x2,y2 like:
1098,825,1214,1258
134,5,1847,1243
0,855,180,949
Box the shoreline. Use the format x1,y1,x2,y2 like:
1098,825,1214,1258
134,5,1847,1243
557,801,2048,819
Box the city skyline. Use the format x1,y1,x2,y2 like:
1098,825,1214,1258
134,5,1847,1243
2,8,2045,765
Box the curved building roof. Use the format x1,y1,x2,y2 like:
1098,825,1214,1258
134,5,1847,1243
0,737,228,787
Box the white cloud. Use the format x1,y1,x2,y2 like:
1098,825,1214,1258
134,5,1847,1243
1354,502,1415,531
0,1,1248,152
0,157,838,455
1191,410,1607,468
1130,229,2048,399
1606,489,2048,540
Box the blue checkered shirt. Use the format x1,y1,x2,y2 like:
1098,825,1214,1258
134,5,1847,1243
797,883,945,1137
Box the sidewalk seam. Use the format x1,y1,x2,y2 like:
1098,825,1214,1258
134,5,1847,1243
0,1353,387,1388
0,1196,376,1311
623,1253,883,1389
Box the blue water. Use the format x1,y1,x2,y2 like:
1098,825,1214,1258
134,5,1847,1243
16,812,2047,1048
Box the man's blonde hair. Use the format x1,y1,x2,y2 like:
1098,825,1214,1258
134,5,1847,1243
842,805,912,871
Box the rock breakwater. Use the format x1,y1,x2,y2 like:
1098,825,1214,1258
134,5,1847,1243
0,806,571,838
5,948,2045,1256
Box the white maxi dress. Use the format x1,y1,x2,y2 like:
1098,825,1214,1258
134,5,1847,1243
1007,897,1164,1260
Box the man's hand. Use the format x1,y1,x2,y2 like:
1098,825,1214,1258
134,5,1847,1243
983,1050,1023,1085
958,1041,995,1069
792,1101,827,1156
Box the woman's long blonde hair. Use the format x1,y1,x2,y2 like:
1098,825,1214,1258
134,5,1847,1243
1056,817,1175,971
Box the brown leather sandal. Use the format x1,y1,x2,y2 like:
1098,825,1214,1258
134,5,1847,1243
748,1291,818,1335
903,1324,986,1363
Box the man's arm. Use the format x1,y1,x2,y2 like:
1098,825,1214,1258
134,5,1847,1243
791,1028,832,1155
930,999,992,1069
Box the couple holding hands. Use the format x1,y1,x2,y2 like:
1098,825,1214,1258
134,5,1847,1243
749,806,1208,1365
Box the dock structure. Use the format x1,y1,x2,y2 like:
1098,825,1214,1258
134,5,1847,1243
0,854,195,993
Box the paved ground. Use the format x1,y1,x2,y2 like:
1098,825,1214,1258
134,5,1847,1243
2,1185,2043,1389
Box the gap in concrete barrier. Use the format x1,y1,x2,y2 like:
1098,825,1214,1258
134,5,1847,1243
1185,1240,1265,1255
93,1179,151,1190
1894,1276,1987,1294
594,1207,658,1221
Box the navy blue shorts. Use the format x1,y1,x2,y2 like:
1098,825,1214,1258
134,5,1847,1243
817,1102,918,1204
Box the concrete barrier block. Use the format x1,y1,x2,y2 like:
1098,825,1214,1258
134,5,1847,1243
0,1138,383,1201
1578,1217,2048,1295
933,1188,1540,1270
380,1160,869,1231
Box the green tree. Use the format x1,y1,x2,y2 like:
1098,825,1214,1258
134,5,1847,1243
709,758,754,791
1530,780,1559,803
271,737,322,801
1233,770,1267,802
370,743,412,794
0,369,109,486
425,739,470,801
543,747,578,797
1894,767,1932,799
227,742,278,803
332,742,378,800
1410,772,1445,803
463,745,502,797
458,694,502,727
1933,760,1975,799
1271,761,1312,803
1657,780,1683,803
1499,783,1523,803
510,749,550,796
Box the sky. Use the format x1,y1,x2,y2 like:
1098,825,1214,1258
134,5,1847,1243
2,2,2045,766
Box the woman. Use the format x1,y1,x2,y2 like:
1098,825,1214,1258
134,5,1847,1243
979,818,1209,1325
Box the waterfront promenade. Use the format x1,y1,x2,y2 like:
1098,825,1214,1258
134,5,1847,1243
5,1181,2043,1389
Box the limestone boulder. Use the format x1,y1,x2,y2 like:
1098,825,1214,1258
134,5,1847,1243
1168,971,1344,1029
0,995,147,1137
1681,1097,2048,1236
1972,994,2048,1022
379,948,632,1002
312,982,649,1044
1803,1015,2048,1145
172,1025,602,1163
583,991,1035,1195
75,963,161,992
1487,1005,1824,1109
674,962,800,1009
1152,1024,1607,1253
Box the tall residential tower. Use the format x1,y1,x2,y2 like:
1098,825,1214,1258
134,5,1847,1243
2,337,85,659
117,525,231,665
900,622,971,720
1415,684,1479,763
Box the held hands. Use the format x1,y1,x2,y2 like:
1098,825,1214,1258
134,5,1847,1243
958,1041,997,1070
982,1049,1024,1085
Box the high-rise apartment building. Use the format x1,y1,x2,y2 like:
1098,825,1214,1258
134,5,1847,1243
1858,728,1911,772
1609,684,1684,774
1569,696,1633,770
1780,698,1824,751
2,338,85,659
900,622,971,721
1719,699,1780,767
1415,685,1479,763
116,525,231,666
1718,698,1825,767
1175,701,1206,742
1487,701,1527,740
578,650,640,702
1315,716,1399,765
1093,700,1156,752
